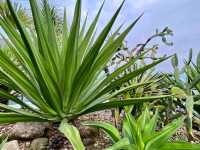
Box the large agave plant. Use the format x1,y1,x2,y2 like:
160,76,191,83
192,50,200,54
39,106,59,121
0,0,170,148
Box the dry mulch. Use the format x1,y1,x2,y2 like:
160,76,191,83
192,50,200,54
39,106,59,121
171,127,200,144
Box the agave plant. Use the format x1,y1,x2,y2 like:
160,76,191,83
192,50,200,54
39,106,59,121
184,51,200,132
84,107,200,150
0,0,170,149
184,51,200,107
167,50,200,140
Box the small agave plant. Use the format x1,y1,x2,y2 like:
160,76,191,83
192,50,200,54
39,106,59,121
0,0,170,149
169,50,200,140
84,107,200,150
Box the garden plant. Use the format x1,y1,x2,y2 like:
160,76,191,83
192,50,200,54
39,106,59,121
167,51,200,140
84,107,200,150
0,0,173,149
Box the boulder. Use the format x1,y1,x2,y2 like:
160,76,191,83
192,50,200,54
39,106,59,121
9,122,49,140
30,138,48,150
2,140,20,150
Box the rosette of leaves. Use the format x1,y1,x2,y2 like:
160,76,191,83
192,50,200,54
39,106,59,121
0,0,170,149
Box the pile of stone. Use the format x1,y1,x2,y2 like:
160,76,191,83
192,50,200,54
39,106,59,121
0,110,114,150
0,122,49,150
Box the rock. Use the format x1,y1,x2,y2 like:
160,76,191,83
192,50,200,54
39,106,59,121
30,138,48,150
9,122,49,140
79,126,99,138
72,119,99,138
83,137,96,146
2,140,20,150
18,141,31,150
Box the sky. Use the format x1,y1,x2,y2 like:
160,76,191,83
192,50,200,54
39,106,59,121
12,0,200,72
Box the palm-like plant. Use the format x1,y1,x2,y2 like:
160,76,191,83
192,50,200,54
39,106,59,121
84,107,200,150
0,0,170,149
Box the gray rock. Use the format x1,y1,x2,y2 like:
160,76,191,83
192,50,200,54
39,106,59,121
30,138,48,150
10,122,49,140
83,137,96,146
79,126,99,138
2,140,20,150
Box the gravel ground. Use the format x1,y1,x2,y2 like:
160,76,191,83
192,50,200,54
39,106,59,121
171,126,200,144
